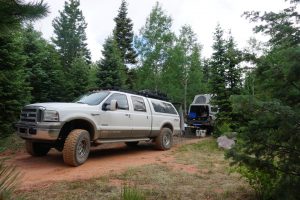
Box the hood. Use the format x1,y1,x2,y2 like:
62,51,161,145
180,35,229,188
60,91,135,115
26,102,93,111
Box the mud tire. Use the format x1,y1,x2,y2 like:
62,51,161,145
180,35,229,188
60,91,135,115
63,129,90,167
155,128,173,150
25,141,50,156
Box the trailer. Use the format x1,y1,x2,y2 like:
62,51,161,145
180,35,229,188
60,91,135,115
185,94,218,136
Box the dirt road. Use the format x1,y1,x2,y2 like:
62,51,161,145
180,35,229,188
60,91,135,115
6,137,201,190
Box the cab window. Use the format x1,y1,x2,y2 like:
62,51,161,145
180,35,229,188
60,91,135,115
104,93,129,110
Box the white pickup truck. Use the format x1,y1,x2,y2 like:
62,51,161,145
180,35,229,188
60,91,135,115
15,90,180,166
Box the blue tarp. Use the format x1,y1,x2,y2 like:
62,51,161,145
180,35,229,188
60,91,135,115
188,112,197,119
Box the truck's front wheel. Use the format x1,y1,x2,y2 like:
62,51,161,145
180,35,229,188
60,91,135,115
25,141,50,156
155,128,173,150
63,129,90,167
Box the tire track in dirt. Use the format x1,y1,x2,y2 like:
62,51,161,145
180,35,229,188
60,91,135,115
6,137,202,190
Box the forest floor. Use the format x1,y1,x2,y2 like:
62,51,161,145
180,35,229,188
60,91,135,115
1,136,255,200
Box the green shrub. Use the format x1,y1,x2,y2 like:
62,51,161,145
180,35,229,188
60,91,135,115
232,166,276,199
214,121,233,137
121,185,145,200
224,132,237,139
0,134,24,153
218,122,232,134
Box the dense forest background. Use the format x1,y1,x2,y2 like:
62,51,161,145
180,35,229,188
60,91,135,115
0,0,299,199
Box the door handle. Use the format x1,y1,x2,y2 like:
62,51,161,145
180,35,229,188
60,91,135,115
125,114,131,117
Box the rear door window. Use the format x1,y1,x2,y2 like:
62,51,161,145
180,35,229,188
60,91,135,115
131,96,147,112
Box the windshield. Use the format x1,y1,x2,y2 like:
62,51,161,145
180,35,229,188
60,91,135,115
74,91,110,105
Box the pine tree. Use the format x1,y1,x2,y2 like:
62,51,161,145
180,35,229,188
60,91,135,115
0,0,48,138
209,25,242,133
209,24,230,129
135,2,174,91
22,25,66,102
0,0,48,34
97,37,125,88
113,0,137,65
52,0,91,68
69,57,89,98
227,1,300,199
0,33,31,138
202,58,211,85
87,63,98,90
225,33,242,95
224,33,242,130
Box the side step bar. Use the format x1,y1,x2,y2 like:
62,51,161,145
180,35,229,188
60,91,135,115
94,138,151,144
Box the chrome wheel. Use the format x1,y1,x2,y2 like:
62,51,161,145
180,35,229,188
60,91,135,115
163,133,171,147
155,128,173,150
77,138,88,159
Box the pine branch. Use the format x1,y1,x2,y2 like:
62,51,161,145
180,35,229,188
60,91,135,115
291,81,300,91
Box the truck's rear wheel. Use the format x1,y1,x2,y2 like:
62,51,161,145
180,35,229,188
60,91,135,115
25,141,50,156
155,128,173,150
63,129,90,167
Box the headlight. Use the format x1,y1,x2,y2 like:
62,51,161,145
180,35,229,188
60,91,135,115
43,110,59,122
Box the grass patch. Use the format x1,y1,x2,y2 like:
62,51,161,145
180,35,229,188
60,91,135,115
177,137,220,153
113,163,254,200
121,185,145,200
0,134,24,154
173,137,255,199
14,137,255,200
19,177,119,200
175,137,226,170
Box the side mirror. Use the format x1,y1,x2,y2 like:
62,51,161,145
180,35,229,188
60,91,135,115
102,100,118,111
102,103,109,111
110,100,117,111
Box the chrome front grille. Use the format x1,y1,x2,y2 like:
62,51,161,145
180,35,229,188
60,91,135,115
20,107,42,123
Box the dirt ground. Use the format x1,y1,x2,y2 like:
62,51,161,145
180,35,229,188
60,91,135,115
4,136,202,190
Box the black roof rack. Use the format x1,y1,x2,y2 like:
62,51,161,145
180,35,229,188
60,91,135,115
137,89,168,101
88,87,169,101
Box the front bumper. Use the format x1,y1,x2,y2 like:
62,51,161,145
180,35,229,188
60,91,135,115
15,121,63,141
